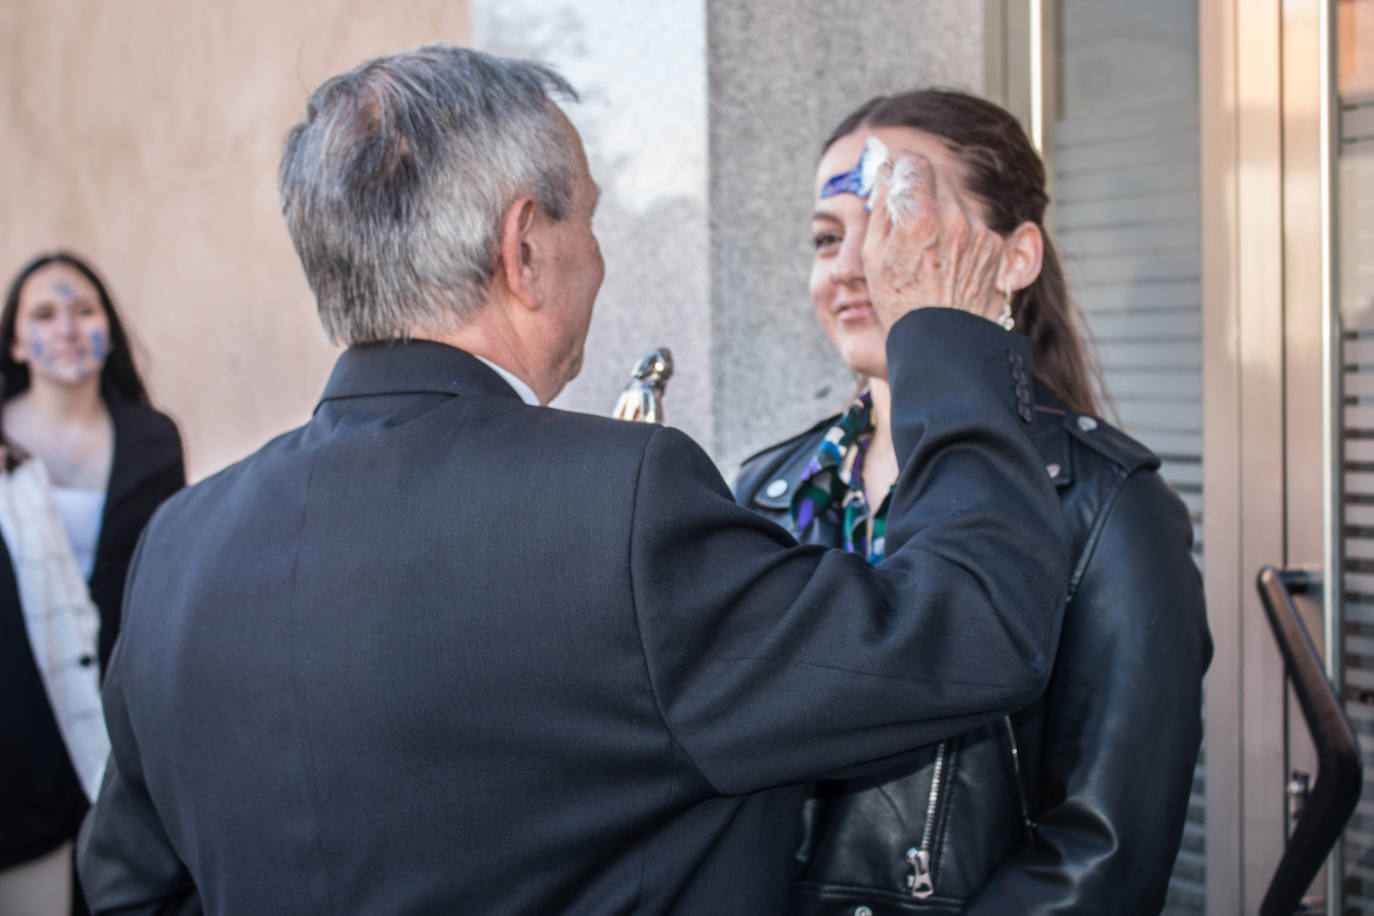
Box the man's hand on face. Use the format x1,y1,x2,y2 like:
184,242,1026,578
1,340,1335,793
861,151,1006,329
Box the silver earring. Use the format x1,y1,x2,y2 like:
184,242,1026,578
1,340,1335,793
998,281,1015,331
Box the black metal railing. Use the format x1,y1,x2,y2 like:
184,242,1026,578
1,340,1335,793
1255,566,1363,915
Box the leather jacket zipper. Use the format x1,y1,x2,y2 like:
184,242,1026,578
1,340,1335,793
905,740,948,899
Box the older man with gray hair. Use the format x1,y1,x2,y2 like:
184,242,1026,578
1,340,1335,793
77,45,1068,914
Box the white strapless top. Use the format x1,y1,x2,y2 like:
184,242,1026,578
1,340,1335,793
49,485,106,579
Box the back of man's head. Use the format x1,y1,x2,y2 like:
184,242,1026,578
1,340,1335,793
279,45,578,346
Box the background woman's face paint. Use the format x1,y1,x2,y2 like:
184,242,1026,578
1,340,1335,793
12,263,111,387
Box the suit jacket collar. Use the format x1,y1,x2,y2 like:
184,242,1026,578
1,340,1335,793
316,340,525,410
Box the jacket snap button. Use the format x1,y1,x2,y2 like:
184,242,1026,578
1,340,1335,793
765,479,789,498
1077,415,1098,432
1046,463,1061,477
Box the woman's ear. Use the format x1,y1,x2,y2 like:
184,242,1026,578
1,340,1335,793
999,221,1044,294
495,195,544,311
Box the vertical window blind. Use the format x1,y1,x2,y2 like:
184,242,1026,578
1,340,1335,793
1339,84,1374,909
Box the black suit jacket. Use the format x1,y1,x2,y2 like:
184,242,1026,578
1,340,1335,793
78,309,1069,915
91,400,186,670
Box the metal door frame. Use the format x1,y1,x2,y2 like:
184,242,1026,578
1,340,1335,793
1215,0,1340,908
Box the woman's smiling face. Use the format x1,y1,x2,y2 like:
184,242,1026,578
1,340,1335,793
809,125,977,381
11,261,111,388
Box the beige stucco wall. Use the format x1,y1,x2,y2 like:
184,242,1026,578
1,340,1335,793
0,1,470,480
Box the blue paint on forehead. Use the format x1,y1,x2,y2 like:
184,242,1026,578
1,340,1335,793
53,280,77,299
819,137,889,211
820,160,868,200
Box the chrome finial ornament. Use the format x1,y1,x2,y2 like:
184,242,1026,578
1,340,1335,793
613,347,674,424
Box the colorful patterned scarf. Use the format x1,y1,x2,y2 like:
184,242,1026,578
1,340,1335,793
790,391,893,564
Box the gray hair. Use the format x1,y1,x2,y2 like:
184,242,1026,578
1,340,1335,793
279,44,579,345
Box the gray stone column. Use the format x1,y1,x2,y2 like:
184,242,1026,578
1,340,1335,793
473,0,986,470
707,0,985,472
473,0,714,448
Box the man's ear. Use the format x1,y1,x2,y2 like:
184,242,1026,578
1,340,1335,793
999,221,1045,294
496,194,543,311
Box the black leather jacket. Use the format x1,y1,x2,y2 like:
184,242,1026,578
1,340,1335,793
733,396,1212,914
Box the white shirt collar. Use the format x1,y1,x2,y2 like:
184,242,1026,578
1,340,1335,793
473,355,541,406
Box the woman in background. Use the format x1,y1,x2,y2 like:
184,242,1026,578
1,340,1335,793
0,252,183,914
735,91,1212,913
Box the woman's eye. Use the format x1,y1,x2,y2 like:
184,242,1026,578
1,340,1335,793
29,307,54,321
812,233,841,252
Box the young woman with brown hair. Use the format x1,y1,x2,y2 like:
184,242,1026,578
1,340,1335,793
735,90,1212,913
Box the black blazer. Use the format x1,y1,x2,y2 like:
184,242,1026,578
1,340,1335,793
0,399,181,867
91,400,185,670
78,310,1071,915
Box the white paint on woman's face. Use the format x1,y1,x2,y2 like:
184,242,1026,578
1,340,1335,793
11,263,111,388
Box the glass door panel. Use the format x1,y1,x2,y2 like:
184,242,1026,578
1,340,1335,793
1338,1,1374,909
